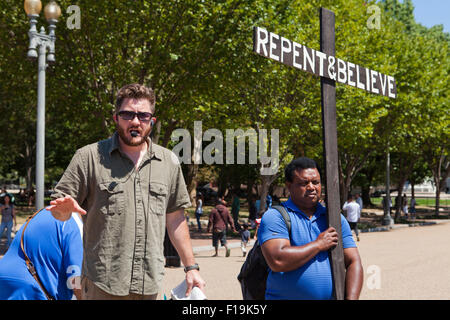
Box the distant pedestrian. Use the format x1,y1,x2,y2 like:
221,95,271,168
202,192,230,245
266,194,272,210
207,200,236,257
343,194,361,242
27,189,35,207
240,224,250,257
253,216,262,241
195,194,204,232
355,193,363,211
410,196,416,220
0,194,16,249
402,194,408,218
0,190,15,205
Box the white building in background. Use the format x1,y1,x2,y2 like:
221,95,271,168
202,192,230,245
370,178,450,199
403,179,436,194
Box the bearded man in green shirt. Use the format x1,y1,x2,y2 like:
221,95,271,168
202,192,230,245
48,83,205,300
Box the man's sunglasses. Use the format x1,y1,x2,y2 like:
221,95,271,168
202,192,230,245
117,111,152,122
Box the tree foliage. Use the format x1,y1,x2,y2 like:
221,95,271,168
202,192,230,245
0,0,448,212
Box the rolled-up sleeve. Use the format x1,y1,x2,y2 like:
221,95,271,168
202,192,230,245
258,209,290,245
166,164,191,213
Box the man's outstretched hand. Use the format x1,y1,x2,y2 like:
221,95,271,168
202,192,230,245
47,195,87,221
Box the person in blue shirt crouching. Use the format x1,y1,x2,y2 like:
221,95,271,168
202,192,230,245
0,209,83,300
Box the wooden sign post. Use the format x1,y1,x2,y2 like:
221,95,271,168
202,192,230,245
319,8,345,301
253,8,396,300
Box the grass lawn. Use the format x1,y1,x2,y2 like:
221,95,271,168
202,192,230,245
14,196,447,227
371,197,449,207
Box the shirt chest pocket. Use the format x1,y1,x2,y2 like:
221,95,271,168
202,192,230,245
99,181,125,216
149,182,168,215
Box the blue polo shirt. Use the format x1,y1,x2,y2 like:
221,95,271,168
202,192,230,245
258,198,356,300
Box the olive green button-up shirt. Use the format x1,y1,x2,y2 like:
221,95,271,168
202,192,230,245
51,132,191,296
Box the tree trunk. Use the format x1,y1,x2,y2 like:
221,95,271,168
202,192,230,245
217,167,229,199
151,120,161,145
435,187,440,217
161,119,178,148
343,176,352,208
258,180,269,217
361,185,372,207
25,142,34,193
246,176,256,209
26,166,33,192
258,173,278,217
184,163,199,207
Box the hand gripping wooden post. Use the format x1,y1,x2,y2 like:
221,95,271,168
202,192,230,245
319,7,345,300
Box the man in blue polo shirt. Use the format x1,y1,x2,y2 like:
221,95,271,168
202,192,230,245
258,157,363,300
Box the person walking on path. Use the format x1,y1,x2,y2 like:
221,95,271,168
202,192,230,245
355,193,363,211
410,196,417,221
195,194,204,232
0,194,16,249
343,194,361,242
47,83,205,300
402,194,408,219
239,223,250,257
258,157,363,300
207,200,236,257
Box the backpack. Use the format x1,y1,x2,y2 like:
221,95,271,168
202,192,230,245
237,205,291,300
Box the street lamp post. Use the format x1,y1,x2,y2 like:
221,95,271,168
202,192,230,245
383,146,394,226
24,0,61,210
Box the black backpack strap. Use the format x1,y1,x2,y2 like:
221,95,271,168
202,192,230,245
272,205,291,237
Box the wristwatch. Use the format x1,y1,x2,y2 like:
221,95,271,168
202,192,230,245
184,263,200,273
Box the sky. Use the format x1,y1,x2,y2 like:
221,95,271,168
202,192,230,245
410,0,450,33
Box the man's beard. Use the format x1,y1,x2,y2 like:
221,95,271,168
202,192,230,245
116,124,151,147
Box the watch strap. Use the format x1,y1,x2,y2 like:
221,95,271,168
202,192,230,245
184,263,200,273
